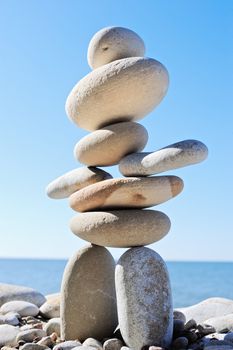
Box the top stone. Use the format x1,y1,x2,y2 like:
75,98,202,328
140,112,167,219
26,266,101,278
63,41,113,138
87,26,145,69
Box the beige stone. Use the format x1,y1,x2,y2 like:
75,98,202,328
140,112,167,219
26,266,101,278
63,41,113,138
115,247,173,349
119,139,208,176
40,294,60,318
61,244,117,341
69,176,183,212
74,122,148,166
46,167,112,199
65,57,169,131
87,26,145,69
70,210,170,247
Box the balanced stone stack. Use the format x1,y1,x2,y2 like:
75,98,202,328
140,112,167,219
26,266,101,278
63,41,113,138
46,27,208,349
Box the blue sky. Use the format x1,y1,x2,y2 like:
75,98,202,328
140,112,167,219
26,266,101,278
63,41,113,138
0,0,232,261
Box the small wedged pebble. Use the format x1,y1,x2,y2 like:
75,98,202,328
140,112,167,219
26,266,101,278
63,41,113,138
103,338,123,350
44,317,60,337
185,319,197,331
82,338,103,349
53,340,81,350
16,328,46,343
172,336,189,349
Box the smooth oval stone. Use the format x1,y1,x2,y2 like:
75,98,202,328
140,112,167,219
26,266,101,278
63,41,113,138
70,210,170,247
0,324,19,347
69,176,183,212
115,247,173,349
53,341,81,350
0,300,39,317
0,283,46,307
176,298,233,325
46,167,112,199
119,139,208,176
82,338,103,349
44,317,60,336
40,294,60,318
66,57,169,131
74,122,148,166
16,328,46,342
61,244,117,341
87,26,145,69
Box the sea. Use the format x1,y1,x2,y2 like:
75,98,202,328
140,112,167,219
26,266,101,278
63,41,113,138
0,259,232,308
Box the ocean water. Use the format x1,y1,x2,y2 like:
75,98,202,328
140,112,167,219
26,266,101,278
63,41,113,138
0,259,232,308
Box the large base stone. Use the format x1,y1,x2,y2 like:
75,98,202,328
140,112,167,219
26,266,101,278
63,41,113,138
61,244,117,341
115,247,173,350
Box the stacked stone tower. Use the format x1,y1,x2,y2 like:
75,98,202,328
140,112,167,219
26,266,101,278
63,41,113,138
46,27,208,349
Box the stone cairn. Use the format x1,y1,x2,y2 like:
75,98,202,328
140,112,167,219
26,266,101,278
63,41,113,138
46,27,208,349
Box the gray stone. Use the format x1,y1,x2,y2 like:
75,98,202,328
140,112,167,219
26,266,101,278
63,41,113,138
46,167,112,199
61,244,117,341
37,335,55,347
16,328,46,342
53,341,81,350
20,344,49,350
0,312,19,326
0,283,45,307
204,314,233,332
103,338,123,350
40,294,60,318
173,310,186,323
119,139,208,176
115,247,173,350
172,336,188,349
0,324,19,346
177,298,233,324
69,176,183,212
87,26,145,69
82,338,103,349
74,122,148,167
44,317,60,336
65,57,168,131
70,210,170,248
225,333,233,343
0,300,39,317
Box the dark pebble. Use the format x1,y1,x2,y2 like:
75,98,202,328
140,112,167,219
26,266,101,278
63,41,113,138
197,324,216,336
172,336,189,349
184,319,197,331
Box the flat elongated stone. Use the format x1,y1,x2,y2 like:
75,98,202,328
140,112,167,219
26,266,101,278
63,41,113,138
87,26,145,69
61,244,117,341
115,247,173,350
0,301,39,317
119,139,208,176
0,283,45,307
66,57,169,131
70,210,170,247
69,176,183,212
74,122,148,166
46,167,112,199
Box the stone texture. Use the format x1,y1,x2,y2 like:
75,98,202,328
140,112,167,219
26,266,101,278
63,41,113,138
204,314,233,332
46,167,112,199
87,26,145,69
103,338,123,350
115,247,173,350
53,341,81,350
0,300,39,317
0,283,45,307
70,210,170,247
0,312,19,326
40,294,60,318
0,324,19,347
177,298,233,324
119,139,208,176
16,328,46,342
65,57,169,131
61,244,117,341
74,122,148,166
69,176,183,212
44,317,60,336
20,344,49,350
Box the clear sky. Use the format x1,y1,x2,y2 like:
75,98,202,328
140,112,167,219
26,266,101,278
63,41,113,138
0,0,232,261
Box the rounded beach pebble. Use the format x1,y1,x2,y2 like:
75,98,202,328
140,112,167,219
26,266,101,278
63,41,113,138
46,167,112,199
115,247,173,349
0,324,19,347
66,57,169,131
70,210,171,247
0,300,39,317
119,139,208,176
0,283,46,307
61,244,117,341
87,26,145,69
74,121,148,166
69,176,183,212
40,293,60,318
